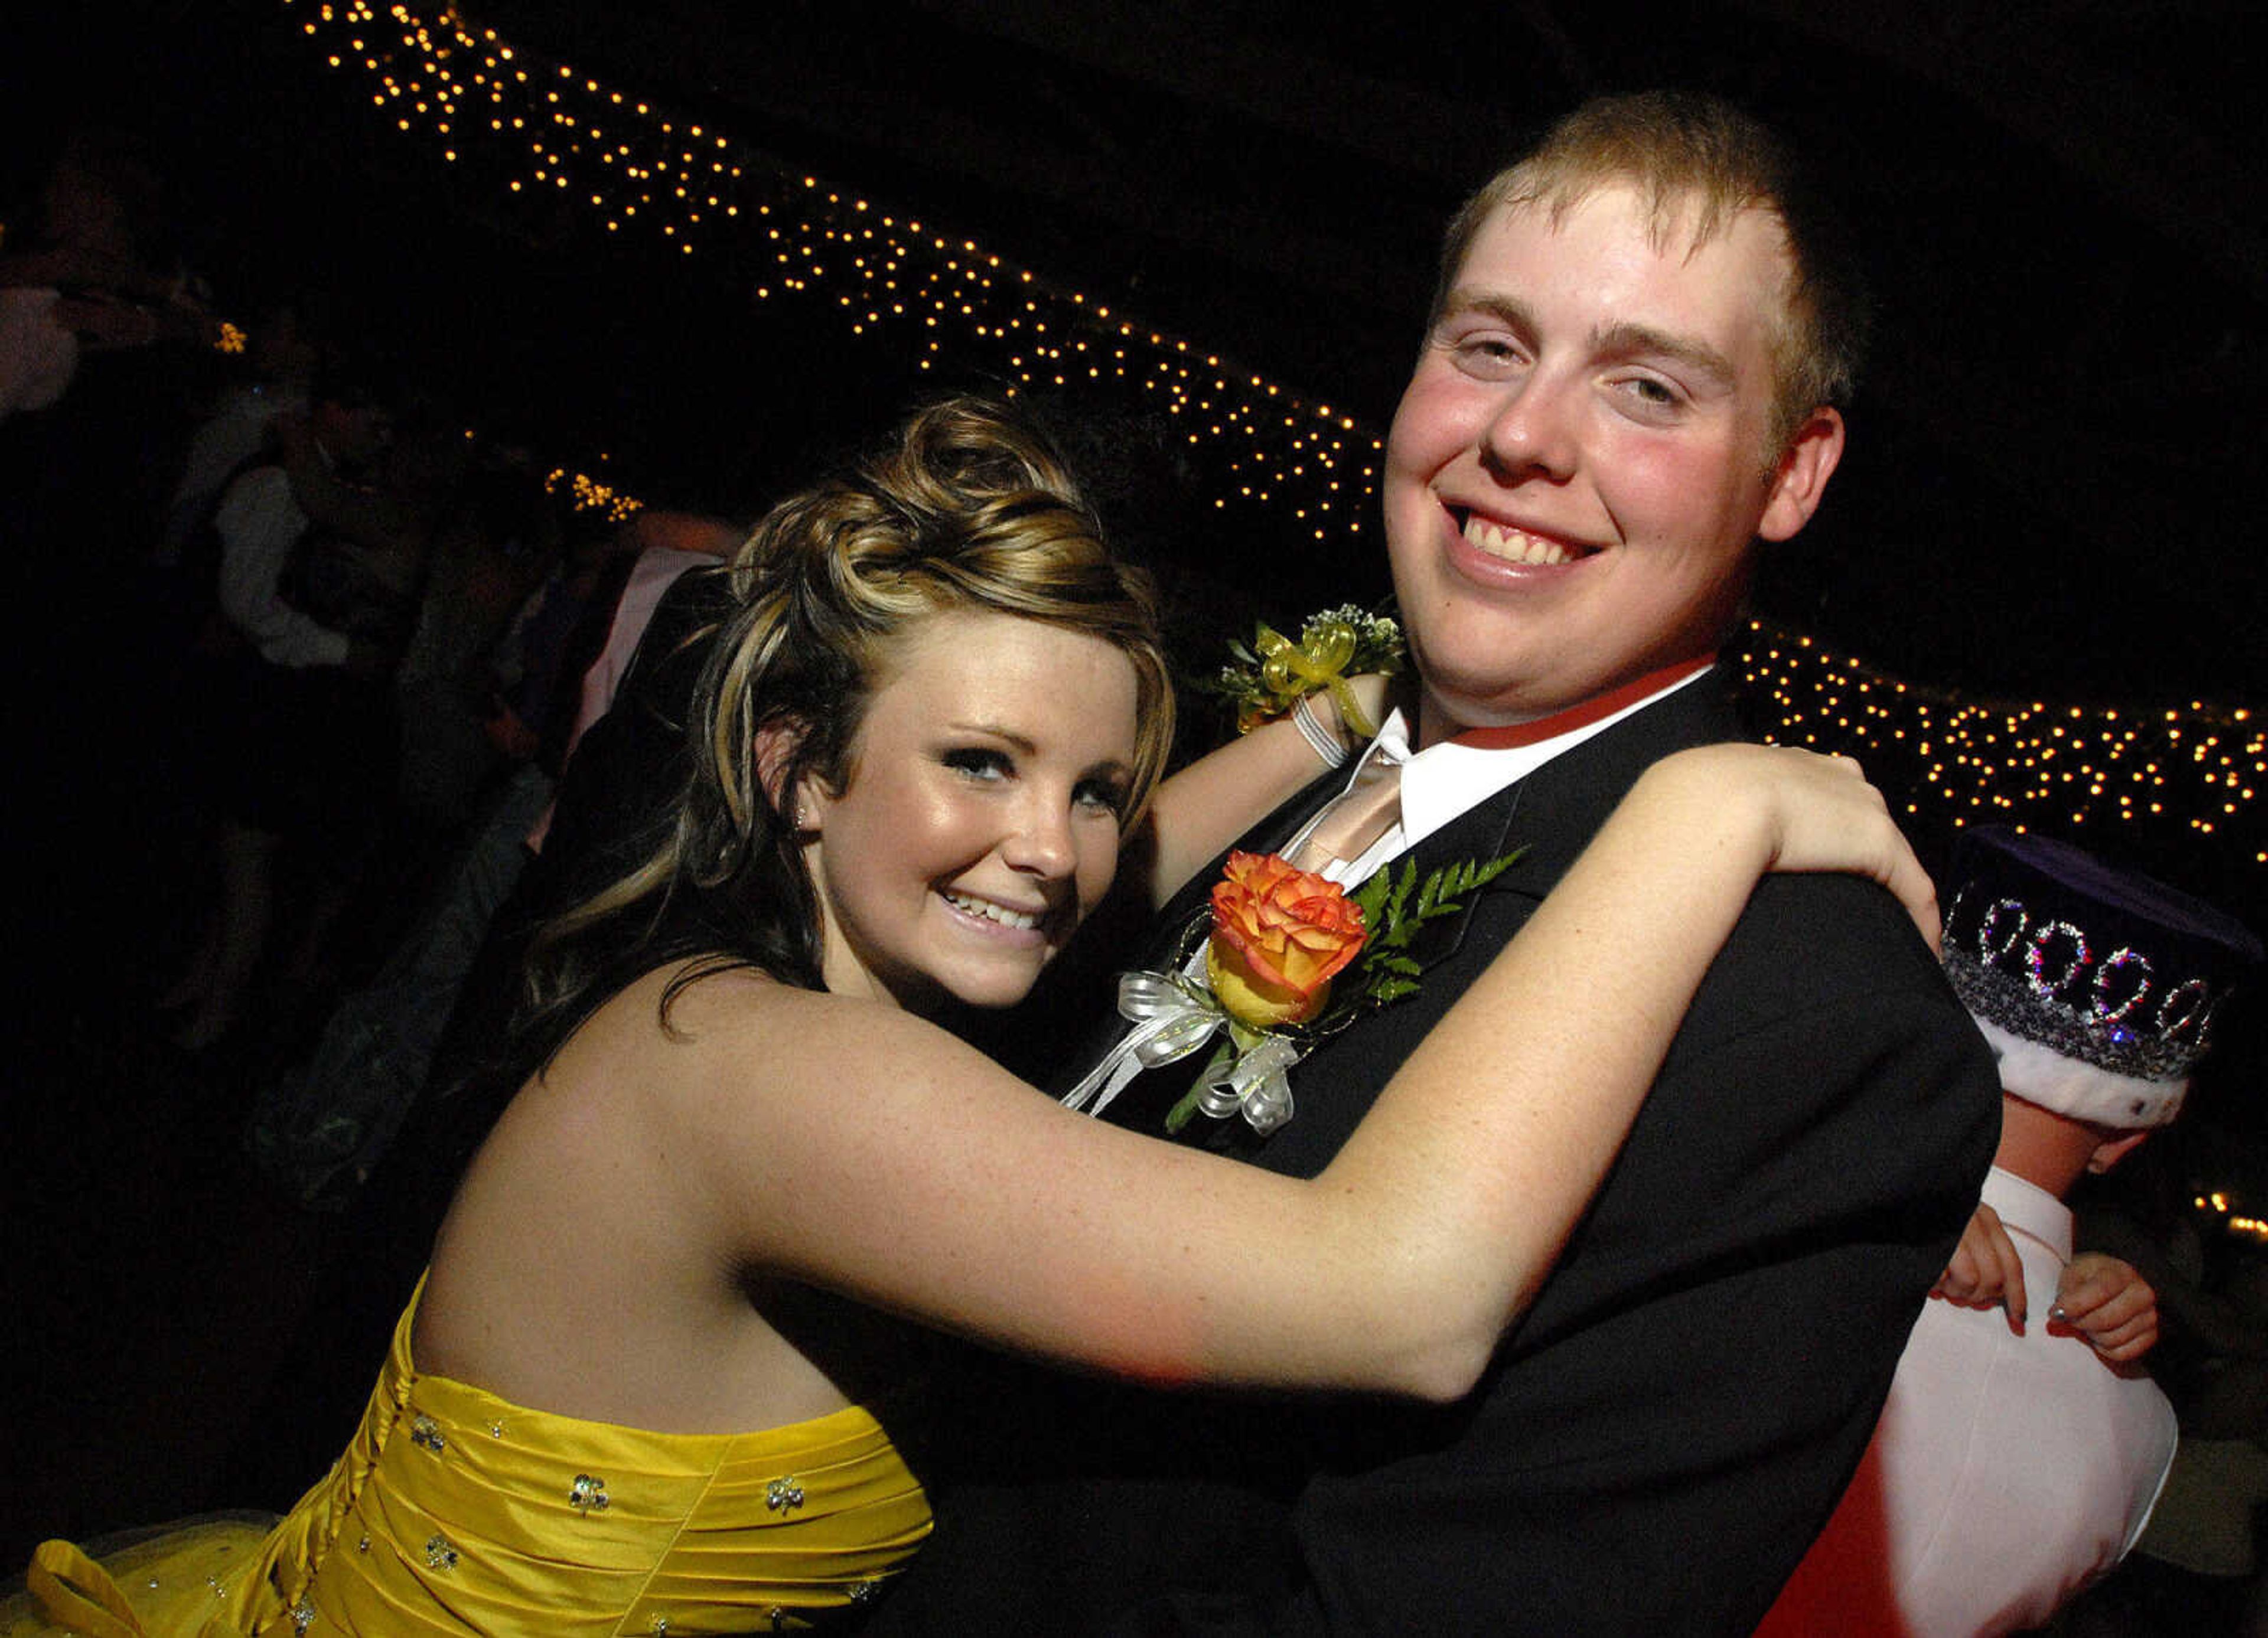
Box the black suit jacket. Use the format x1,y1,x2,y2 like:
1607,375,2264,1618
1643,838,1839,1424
871,676,1999,1636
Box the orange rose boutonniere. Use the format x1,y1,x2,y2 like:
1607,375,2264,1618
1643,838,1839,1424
1205,852,1367,1029
1056,844,1524,1138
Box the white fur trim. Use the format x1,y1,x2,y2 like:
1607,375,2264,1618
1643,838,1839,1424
1971,1014,2186,1128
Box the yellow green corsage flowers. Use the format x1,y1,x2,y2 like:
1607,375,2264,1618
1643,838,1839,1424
1199,604,1405,739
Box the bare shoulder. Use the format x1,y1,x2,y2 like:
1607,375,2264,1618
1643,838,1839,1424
540,961,907,1089
426,965,848,1262
419,962,924,1425
608,962,995,1101
537,963,1026,1187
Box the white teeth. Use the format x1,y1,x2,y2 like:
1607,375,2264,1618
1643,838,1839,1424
943,890,1041,931
1462,513,1573,565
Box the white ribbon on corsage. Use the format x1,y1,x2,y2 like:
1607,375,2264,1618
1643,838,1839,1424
1058,970,1306,1134
1191,1032,1301,1134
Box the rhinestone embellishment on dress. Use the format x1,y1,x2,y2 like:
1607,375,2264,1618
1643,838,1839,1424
568,1473,611,1515
423,1533,459,1572
291,1595,316,1634
765,1477,806,1513
410,1414,447,1454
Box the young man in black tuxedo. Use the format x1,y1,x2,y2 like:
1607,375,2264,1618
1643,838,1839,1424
871,91,2000,1636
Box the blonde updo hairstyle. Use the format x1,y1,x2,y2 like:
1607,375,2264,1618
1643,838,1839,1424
520,397,1174,1056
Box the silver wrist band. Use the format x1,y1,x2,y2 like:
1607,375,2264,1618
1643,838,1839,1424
1292,691,1351,768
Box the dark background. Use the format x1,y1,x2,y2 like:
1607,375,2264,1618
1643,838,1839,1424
6,4,2260,1059
6,0,2262,706
2,2,2262,1601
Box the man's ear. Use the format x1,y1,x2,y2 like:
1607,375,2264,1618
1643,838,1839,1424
1757,406,1846,543
2086,1128,2151,1176
754,717,817,830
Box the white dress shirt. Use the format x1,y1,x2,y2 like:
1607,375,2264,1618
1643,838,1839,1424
1765,1165,2178,1636
1298,662,1716,889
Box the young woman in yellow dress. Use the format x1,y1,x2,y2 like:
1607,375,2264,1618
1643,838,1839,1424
12,398,1938,1634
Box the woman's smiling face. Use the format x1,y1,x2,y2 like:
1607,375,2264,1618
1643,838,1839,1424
800,608,1141,1017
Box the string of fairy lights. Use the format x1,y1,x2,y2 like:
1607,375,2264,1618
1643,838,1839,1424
2198,1189,2268,1245
1735,618,2262,868
545,465,639,525
276,2,2260,893
279,0,1374,546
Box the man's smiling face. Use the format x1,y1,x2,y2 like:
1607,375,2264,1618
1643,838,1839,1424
1384,184,1843,742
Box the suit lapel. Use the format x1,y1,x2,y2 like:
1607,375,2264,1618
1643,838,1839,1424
1472,672,1745,899
1090,774,1539,1151
1203,674,1750,1174
1378,779,1531,973
1040,765,1347,1107
1074,673,1746,1147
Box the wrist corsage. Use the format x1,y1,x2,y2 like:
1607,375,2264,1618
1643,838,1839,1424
1062,844,1522,1137
1198,603,1405,742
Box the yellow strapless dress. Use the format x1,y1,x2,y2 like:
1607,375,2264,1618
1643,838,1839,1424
8,1279,931,1634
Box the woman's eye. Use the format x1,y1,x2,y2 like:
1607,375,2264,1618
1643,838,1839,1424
943,748,1012,782
1074,778,1129,818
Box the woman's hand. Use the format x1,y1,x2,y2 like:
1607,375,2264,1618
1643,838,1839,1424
1934,1202,2028,1319
1137,673,1403,911
1930,1214,2159,1362
1338,673,1395,741
1635,745,1940,946
2052,1254,2160,1363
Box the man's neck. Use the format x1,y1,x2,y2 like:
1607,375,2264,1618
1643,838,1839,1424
1420,654,1716,752
1991,1095,2094,1201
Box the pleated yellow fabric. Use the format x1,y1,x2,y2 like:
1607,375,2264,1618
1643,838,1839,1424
8,1278,931,1634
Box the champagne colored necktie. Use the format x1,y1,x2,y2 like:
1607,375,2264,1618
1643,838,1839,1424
1287,756,1403,874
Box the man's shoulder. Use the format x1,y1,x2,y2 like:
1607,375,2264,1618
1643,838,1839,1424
1509,671,1747,836
1669,868,1977,1061
1607,681,1981,1040
1731,869,1941,978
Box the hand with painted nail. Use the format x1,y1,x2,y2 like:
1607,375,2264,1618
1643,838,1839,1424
2049,1254,2159,1364
1933,1202,2029,1327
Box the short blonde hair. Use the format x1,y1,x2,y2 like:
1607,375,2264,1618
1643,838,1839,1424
1433,91,1870,455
